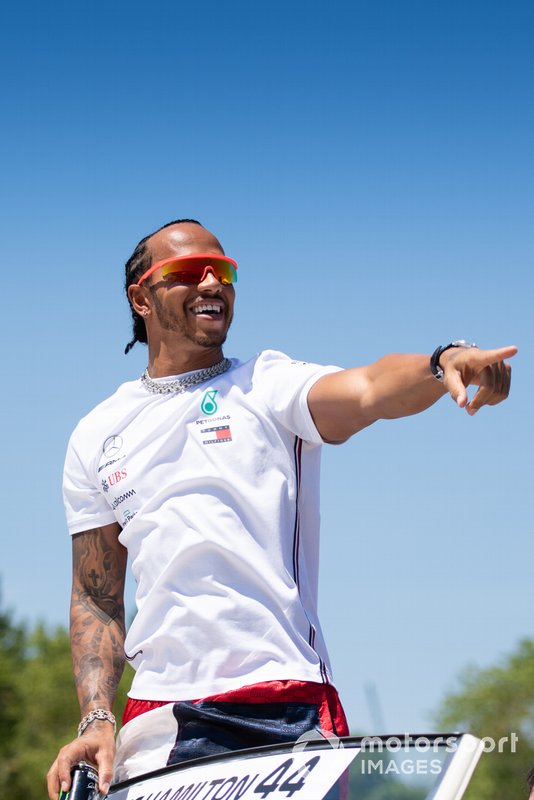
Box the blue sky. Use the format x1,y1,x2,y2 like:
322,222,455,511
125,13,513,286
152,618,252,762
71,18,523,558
1,0,532,735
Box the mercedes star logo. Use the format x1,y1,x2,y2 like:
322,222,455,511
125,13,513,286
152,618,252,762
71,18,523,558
103,435,123,457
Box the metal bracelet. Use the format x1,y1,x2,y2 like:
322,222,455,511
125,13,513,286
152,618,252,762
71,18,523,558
77,708,117,737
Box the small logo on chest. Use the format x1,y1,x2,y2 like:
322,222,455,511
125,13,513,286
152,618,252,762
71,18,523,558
201,424,233,444
201,390,219,415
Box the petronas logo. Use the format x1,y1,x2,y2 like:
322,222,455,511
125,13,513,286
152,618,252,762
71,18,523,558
201,390,218,416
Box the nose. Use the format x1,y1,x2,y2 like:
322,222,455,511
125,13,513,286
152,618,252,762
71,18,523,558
197,265,223,290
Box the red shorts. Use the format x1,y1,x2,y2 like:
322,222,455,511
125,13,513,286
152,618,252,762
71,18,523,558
123,679,349,737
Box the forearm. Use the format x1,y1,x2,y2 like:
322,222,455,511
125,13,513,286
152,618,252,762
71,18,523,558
70,524,127,716
70,592,126,716
308,352,445,442
47,526,127,800
49,591,122,800
361,353,446,420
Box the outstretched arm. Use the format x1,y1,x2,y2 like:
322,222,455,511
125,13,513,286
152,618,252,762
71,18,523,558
47,522,126,799
308,344,517,443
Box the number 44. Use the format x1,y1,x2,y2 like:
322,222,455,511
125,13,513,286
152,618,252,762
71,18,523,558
254,756,320,798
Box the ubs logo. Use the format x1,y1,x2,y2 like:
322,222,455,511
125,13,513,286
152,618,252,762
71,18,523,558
108,469,127,486
103,435,123,457
102,468,127,494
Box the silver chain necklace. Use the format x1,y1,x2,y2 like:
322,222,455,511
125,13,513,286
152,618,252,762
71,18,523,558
141,357,232,395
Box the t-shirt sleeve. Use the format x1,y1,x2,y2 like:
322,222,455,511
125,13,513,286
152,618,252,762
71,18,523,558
63,429,117,535
253,350,342,444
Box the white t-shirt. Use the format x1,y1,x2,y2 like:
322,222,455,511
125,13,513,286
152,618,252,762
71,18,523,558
63,350,341,700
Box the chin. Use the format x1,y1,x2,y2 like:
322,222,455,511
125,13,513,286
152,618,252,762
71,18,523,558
193,319,232,348
194,332,228,348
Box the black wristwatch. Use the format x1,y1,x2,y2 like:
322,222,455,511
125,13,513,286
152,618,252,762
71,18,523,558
430,340,477,381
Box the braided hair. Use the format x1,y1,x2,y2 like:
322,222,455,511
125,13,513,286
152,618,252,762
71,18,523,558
123,218,202,354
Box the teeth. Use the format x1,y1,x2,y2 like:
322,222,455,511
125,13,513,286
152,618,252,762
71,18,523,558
193,304,222,314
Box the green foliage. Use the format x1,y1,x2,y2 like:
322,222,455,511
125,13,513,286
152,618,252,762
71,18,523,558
0,609,133,800
349,766,426,799
435,638,534,800
0,608,26,791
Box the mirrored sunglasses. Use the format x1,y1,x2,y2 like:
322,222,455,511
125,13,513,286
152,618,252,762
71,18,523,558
136,253,238,287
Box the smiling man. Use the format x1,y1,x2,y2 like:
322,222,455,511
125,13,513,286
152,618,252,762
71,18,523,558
48,219,516,799
127,221,235,358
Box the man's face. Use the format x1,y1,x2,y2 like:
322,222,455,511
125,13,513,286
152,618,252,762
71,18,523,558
143,223,235,351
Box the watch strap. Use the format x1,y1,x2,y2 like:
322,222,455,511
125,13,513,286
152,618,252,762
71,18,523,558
430,340,477,381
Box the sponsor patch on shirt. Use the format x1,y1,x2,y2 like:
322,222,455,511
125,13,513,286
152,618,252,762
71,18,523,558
201,424,233,445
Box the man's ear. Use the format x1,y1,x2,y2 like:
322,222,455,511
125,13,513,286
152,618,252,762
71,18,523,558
128,284,151,318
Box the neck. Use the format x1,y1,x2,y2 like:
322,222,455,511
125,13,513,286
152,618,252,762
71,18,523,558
147,344,225,378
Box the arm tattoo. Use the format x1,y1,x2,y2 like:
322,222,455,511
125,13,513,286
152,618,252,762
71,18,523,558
70,525,127,713
74,532,123,623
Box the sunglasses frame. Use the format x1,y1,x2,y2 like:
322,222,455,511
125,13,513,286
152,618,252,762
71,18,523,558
136,253,238,287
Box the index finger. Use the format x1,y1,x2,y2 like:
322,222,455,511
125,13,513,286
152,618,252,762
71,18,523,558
56,750,77,797
469,345,518,367
47,758,62,800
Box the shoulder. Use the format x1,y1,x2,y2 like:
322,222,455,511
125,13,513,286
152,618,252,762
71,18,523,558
223,350,294,383
241,349,311,374
238,350,342,408
227,350,314,386
249,350,341,383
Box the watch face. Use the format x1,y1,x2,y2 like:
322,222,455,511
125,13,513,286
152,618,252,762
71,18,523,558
451,340,477,348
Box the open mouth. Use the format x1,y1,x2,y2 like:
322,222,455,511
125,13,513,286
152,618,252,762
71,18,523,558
191,302,224,317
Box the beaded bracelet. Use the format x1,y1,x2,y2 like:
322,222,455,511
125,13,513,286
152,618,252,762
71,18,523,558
78,708,117,737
